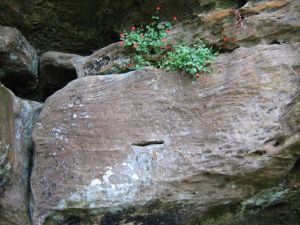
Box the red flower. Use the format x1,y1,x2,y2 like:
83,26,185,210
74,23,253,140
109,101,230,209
223,37,228,42
166,30,171,34
133,44,138,49
166,45,171,49
156,6,161,11
128,63,134,67
194,73,200,78
140,34,144,38
173,16,177,21
131,26,136,31
119,41,124,46
162,38,167,43
120,33,125,38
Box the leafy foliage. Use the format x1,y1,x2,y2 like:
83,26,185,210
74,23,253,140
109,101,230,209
119,7,216,79
162,43,216,78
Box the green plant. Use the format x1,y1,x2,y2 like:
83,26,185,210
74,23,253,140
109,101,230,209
119,6,216,79
162,42,215,79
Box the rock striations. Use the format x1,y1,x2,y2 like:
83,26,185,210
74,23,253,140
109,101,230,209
0,0,299,224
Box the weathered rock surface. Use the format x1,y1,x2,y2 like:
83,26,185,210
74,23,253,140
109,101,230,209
0,84,42,225
174,0,300,50
76,43,132,78
31,42,300,225
0,25,39,98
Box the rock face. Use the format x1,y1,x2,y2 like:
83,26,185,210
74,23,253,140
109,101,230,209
0,84,42,225
174,0,300,50
0,25,39,98
31,43,300,225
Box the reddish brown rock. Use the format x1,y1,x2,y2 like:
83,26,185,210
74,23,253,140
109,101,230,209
174,0,300,49
31,43,300,225
0,84,42,225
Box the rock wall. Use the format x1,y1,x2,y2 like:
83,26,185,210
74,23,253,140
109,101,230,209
31,42,300,225
0,0,299,224
0,84,42,225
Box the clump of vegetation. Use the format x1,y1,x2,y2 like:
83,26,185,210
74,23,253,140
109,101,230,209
162,42,215,79
119,6,216,80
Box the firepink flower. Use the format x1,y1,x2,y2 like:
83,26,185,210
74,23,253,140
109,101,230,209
156,6,161,11
119,41,124,46
194,73,200,78
131,26,136,31
173,16,177,21
166,30,171,34
162,38,167,43
133,44,138,49
140,34,144,38
120,33,125,38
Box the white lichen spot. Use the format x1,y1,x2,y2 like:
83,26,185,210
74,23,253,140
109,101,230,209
103,169,114,184
57,199,66,209
60,143,167,209
69,193,82,202
90,179,102,186
132,174,139,180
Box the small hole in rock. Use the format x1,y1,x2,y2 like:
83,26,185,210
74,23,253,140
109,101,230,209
132,140,164,147
250,150,266,156
273,140,281,147
270,40,281,45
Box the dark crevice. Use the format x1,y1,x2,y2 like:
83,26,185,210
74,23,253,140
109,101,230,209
270,40,281,45
249,149,267,156
28,142,36,225
132,140,164,147
273,140,281,147
264,137,285,147
290,158,300,174
237,0,248,8
38,67,77,102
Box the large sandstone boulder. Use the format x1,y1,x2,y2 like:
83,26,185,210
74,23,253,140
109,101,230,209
31,43,300,225
0,84,42,225
0,25,39,98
